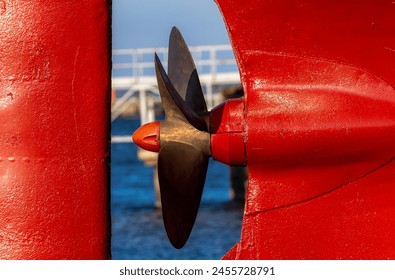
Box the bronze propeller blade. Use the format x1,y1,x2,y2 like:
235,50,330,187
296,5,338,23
158,142,209,249
155,53,208,132
168,27,208,117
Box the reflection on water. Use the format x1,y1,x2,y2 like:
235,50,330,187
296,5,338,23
111,117,244,259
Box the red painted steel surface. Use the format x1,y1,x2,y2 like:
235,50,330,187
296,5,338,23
216,0,395,259
210,98,246,166
0,1,111,259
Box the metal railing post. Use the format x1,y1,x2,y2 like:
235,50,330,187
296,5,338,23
139,89,148,125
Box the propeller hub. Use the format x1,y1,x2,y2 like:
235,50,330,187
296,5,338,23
132,121,160,152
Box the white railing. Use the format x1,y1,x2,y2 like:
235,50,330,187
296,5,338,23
112,45,238,80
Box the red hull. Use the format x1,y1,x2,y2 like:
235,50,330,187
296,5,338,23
216,0,395,259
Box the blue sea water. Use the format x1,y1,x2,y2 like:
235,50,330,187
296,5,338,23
111,117,244,259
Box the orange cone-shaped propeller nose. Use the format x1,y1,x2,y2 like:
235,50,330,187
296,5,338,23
132,121,160,152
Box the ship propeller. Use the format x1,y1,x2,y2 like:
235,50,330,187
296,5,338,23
133,27,211,249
